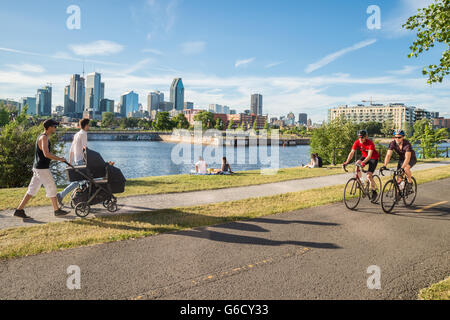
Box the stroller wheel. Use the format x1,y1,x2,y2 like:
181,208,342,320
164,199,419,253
107,201,118,213
75,202,90,218
103,199,111,208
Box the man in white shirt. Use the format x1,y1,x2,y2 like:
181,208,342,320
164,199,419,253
56,118,90,205
195,156,208,174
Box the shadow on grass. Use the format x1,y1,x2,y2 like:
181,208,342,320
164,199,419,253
126,180,175,187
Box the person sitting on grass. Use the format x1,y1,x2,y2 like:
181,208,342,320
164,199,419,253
303,153,319,168
195,156,208,174
214,157,233,174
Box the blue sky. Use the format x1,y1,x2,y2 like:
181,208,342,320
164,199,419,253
0,0,449,122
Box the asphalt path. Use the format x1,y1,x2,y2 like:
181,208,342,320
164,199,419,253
0,178,449,300
0,161,449,230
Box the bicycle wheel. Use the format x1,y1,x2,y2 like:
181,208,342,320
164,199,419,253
381,180,397,213
371,174,382,203
403,177,417,207
344,178,361,210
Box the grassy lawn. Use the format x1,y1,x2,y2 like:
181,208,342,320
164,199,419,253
419,277,450,300
1,158,448,211
1,164,449,260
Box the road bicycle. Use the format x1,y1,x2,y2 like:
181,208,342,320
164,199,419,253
379,167,417,214
342,163,382,210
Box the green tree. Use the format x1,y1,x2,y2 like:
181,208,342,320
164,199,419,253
381,120,394,137
0,112,65,188
403,0,450,84
0,102,10,127
402,121,414,138
101,112,116,128
310,118,359,165
410,118,448,158
137,118,151,130
172,113,190,129
227,119,234,130
214,118,225,130
193,111,214,129
153,112,174,131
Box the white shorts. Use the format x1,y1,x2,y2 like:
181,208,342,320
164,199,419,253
27,168,57,198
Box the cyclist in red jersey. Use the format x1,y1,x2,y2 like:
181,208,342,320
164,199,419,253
343,130,380,199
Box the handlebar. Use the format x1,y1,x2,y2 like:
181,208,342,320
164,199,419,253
342,163,367,173
379,167,404,176
63,160,74,169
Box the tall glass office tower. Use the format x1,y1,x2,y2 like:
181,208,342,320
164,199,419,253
170,78,184,111
36,86,52,116
120,91,139,117
251,94,263,115
85,72,101,112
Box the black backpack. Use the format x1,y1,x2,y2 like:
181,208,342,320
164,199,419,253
317,156,323,168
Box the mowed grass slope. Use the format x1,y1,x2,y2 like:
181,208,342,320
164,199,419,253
1,158,448,211
1,165,449,260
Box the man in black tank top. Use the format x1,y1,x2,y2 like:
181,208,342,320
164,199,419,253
14,119,70,219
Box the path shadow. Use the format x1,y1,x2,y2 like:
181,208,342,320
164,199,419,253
251,217,340,227
176,228,341,249
126,180,175,187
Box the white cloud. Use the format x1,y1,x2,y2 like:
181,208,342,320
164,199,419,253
388,65,421,75
265,61,284,69
305,39,377,73
69,40,124,57
180,41,206,55
235,58,255,68
382,0,434,38
142,48,164,55
1,64,449,123
0,46,123,66
5,63,45,73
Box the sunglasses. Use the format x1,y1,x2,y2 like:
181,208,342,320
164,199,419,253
394,136,403,139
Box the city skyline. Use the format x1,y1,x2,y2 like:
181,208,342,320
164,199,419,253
0,0,449,122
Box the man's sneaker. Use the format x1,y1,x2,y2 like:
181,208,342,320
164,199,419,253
405,182,414,195
56,193,64,207
371,190,378,202
54,208,70,216
14,209,32,219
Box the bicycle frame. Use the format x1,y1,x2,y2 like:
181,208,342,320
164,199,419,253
344,164,371,197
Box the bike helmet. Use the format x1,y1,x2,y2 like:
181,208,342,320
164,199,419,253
357,130,367,137
393,130,405,136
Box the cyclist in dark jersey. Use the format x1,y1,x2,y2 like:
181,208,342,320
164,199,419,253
380,130,416,188
343,130,379,199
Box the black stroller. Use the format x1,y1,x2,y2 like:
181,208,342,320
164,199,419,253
65,148,126,218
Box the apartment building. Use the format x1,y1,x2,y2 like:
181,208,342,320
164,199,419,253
328,103,416,129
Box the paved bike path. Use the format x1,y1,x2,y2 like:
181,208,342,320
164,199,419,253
1,178,449,300
0,161,449,230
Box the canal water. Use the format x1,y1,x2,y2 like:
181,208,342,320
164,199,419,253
63,141,313,179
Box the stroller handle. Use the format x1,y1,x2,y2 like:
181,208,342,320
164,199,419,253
64,160,74,169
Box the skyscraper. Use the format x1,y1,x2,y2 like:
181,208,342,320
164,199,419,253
170,78,184,111
85,72,101,112
100,82,105,101
64,85,71,115
298,113,307,125
251,94,263,115
148,91,164,112
36,86,52,116
184,102,194,110
69,74,85,115
20,97,37,115
120,91,139,117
